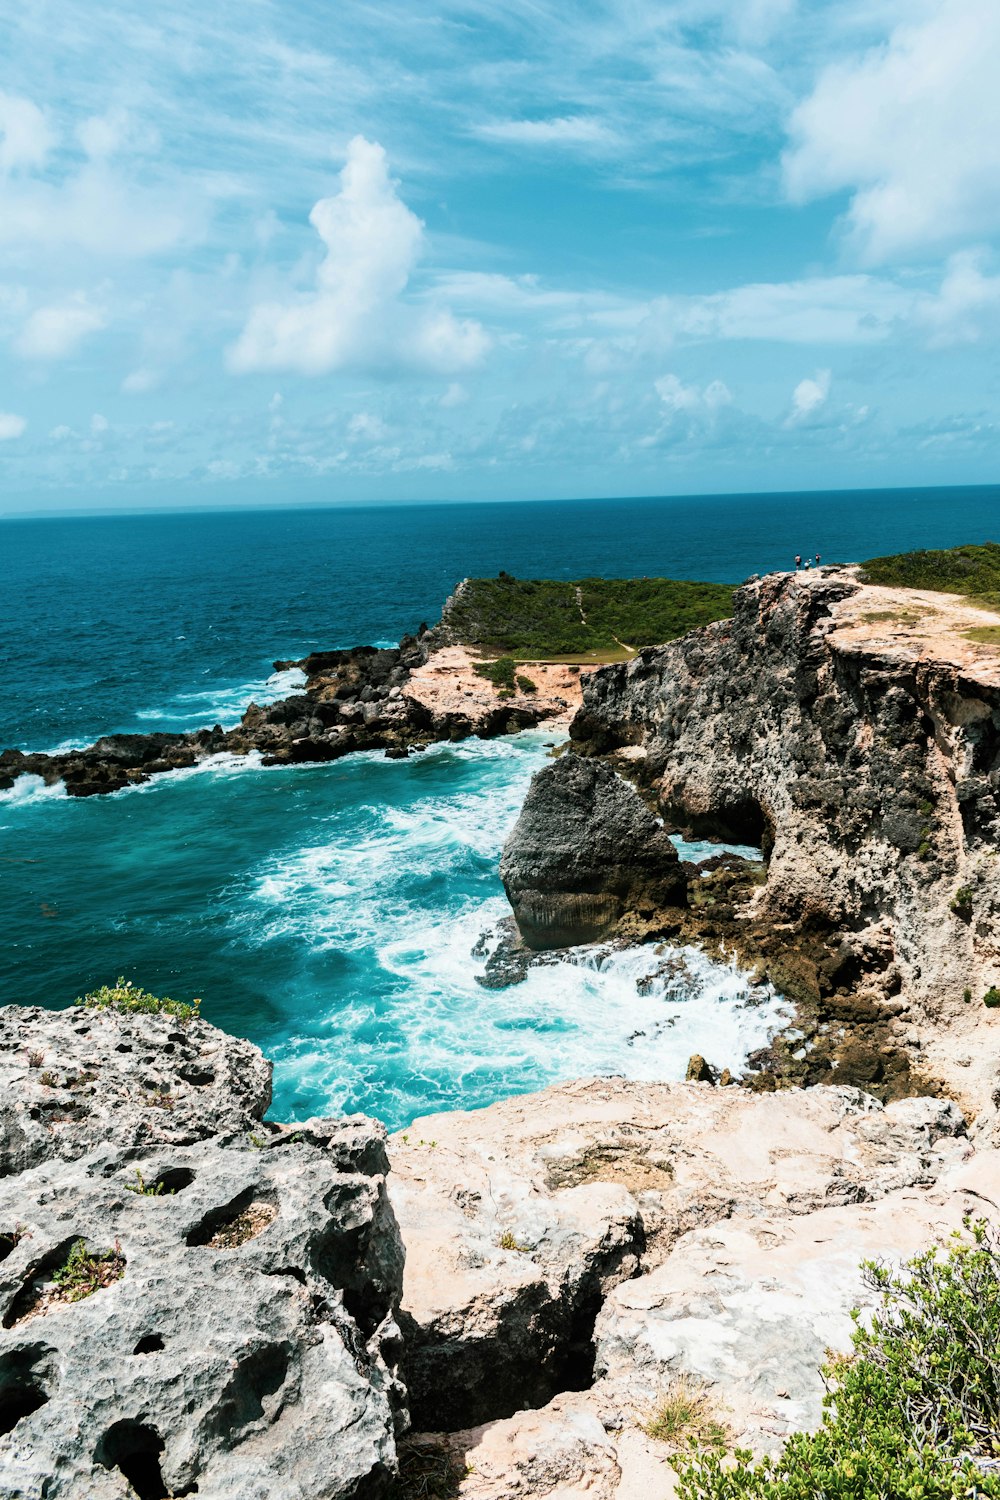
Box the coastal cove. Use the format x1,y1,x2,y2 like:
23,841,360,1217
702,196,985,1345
3,485,1000,1130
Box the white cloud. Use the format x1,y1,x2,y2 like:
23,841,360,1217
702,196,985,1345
14,297,106,360
787,368,831,425
229,136,489,377
473,116,615,148
655,372,733,412
90,412,109,434
122,366,159,395
348,411,388,442
0,93,54,174
0,411,27,440
913,249,1000,345
784,0,1000,261
440,382,468,408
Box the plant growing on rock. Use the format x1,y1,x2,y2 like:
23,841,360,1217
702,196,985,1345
678,1217,1000,1499
984,988,1000,1009
75,977,201,1022
643,1378,729,1452
52,1238,125,1303
950,886,974,918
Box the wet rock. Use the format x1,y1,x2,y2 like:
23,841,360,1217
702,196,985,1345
500,755,686,950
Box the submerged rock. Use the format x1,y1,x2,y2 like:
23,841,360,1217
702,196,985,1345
499,755,687,950
0,1005,405,1500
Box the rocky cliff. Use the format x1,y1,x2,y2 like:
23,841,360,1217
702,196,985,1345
0,1005,405,1500
500,566,1000,1122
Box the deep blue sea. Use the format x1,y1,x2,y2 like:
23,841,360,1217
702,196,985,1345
3,487,998,1125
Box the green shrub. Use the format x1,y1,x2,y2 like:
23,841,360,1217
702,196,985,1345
53,1239,126,1303
678,1218,1000,1500
860,542,1000,613
473,656,518,691
951,886,974,916
984,988,1000,1009
516,674,537,693
75,977,201,1023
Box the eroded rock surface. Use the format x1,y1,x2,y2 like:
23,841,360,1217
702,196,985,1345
0,1005,405,1500
561,568,1000,1122
500,756,686,949
388,1075,968,1435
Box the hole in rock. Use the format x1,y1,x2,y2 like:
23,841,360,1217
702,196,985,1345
208,1343,291,1441
97,1421,167,1500
177,1065,215,1087
153,1167,195,1195
312,1189,387,1338
3,1236,81,1328
0,1346,53,1437
676,794,771,856
0,1231,22,1264
132,1333,165,1355
186,1188,277,1250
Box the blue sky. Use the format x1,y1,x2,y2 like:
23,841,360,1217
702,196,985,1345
2,0,1000,512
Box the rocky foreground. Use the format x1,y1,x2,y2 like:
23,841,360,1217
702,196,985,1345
4,1004,999,1500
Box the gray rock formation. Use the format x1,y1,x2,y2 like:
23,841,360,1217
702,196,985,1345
0,1005,405,1500
499,755,686,949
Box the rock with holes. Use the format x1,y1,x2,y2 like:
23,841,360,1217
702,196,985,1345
387,1076,969,1434
0,1005,405,1499
0,1004,271,1176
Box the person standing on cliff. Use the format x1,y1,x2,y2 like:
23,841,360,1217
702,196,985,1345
815,553,821,566
794,554,802,569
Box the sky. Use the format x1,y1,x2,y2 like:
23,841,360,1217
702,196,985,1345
2,0,1000,512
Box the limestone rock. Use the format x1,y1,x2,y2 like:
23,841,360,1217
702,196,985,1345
567,567,1000,1125
500,755,686,949
0,1006,405,1500
388,1076,968,1434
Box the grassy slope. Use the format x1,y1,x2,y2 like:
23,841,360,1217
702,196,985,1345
860,541,1000,612
442,574,735,660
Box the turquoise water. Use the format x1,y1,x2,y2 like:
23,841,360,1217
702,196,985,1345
3,488,998,1124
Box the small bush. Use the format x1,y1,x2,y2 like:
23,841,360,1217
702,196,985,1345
474,656,518,691
516,674,537,693
644,1379,729,1452
53,1239,125,1303
678,1217,1000,1500
75,977,201,1023
498,1230,531,1252
951,885,974,917
984,988,1000,1009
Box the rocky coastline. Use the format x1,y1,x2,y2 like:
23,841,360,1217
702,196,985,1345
8,560,1000,1496
0,631,576,800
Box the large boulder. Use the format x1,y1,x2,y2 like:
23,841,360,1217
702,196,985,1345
0,1005,406,1500
499,755,687,949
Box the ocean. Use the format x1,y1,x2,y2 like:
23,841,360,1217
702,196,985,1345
3,486,998,1126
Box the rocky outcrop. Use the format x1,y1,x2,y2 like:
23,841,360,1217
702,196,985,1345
499,756,686,949
0,1005,405,1500
388,1075,968,1435
388,1074,996,1497
541,567,1000,1121
0,634,567,800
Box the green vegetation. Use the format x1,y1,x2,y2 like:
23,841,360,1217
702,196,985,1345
473,655,518,690
860,541,1000,612
497,1230,531,1252
75,977,201,1022
53,1238,126,1303
643,1379,729,1453
678,1217,1000,1500
950,885,974,917
984,988,1000,1009
966,626,1000,647
445,573,734,660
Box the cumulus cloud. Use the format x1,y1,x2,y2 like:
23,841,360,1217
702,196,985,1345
654,372,733,412
229,136,490,377
783,0,1000,261
787,369,831,425
0,411,27,439
14,297,106,359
